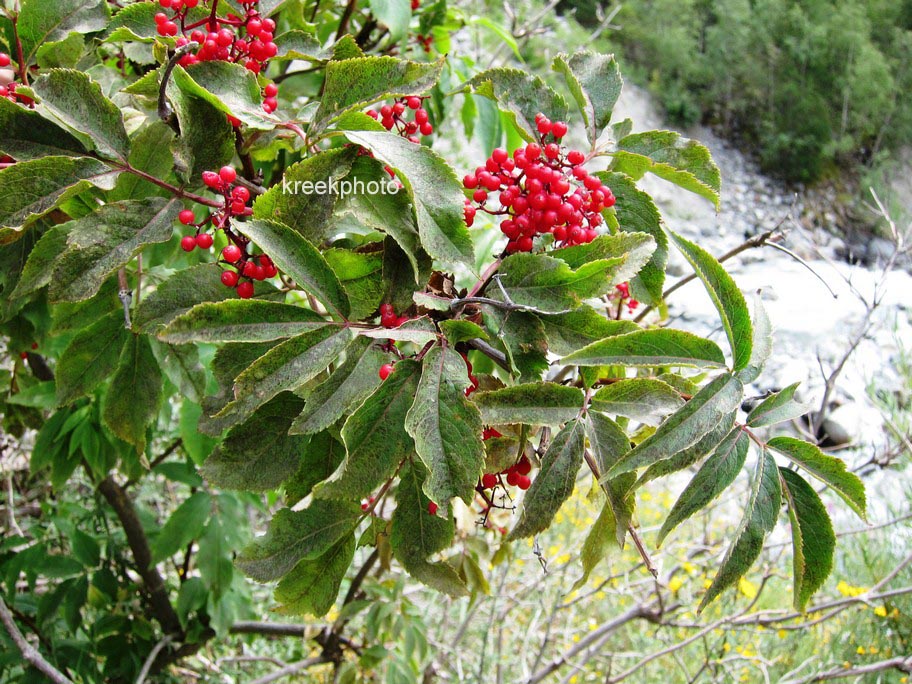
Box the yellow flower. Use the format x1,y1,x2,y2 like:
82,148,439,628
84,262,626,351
682,562,696,574
856,646,866,655
738,577,758,599
668,577,684,593
777,629,787,639
703,579,713,589
837,581,868,597
723,643,731,652
874,606,888,617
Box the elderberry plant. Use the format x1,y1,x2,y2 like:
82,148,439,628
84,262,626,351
0,0,865,649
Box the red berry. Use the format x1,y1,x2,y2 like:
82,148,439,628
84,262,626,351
551,121,568,138
407,96,421,109
481,473,497,489
232,186,251,203
505,471,520,487
0,54,10,68
179,209,195,225
517,475,532,490
31,342,38,350
427,501,438,515
222,244,243,262
379,363,394,381
567,150,585,165
264,83,278,97
195,233,214,249
515,457,531,476
236,281,254,299
202,171,221,189
221,270,239,287
180,235,197,252
219,166,237,184
20,351,28,360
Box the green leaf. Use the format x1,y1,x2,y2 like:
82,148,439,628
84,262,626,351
591,379,685,425
290,337,387,435
607,374,743,477
202,393,309,491
508,419,585,540
150,492,212,563
586,412,636,547
236,500,361,582
252,148,359,244
739,293,772,384
439,320,488,345
215,326,357,428
613,130,721,209
334,156,424,281
160,300,328,344
313,56,443,133
10,224,69,299
285,431,346,506
586,411,630,476
197,516,233,599
766,437,866,520
313,358,420,500
343,131,474,267
486,310,549,382
552,51,622,145
166,73,235,180
553,232,656,280
238,219,351,319
368,0,411,41
462,68,569,141
473,382,584,426
0,156,117,233
171,61,276,130
636,411,736,486
0,96,86,159
323,247,384,320
669,232,753,372
536,305,638,356
747,383,809,428
272,30,324,61
390,461,467,597
405,347,485,505
497,253,625,312
32,69,129,161
780,468,835,611
657,429,749,546
17,0,108,66
597,171,666,305
102,334,163,453
563,329,726,368
50,198,181,302
55,312,130,405
176,578,207,629
134,264,234,332
699,450,780,611
275,535,355,616
149,338,206,403
572,501,615,591
110,122,176,201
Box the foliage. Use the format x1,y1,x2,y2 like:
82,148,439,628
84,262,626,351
589,0,912,183
0,0,868,680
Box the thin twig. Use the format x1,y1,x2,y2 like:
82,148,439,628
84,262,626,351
158,42,199,124
136,635,175,684
0,598,74,684
249,656,329,684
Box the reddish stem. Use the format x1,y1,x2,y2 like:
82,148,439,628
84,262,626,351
113,162,223,208
11,15,27,84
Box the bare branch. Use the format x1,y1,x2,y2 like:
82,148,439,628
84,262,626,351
0,597,74,684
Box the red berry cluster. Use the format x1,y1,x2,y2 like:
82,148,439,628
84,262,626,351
414,34,433,53
614,282,639,313
411,0,420,9
480,454,533,492
464,113,615,253
366,96,433,143
379,303,410,329
152,0,280,114
178,166,277,298
0,53,33,108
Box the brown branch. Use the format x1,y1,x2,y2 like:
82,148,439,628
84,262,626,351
229,622,309,637
249,656,330,684
0,597,73,684
793,656,912,683
97,477,182,636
